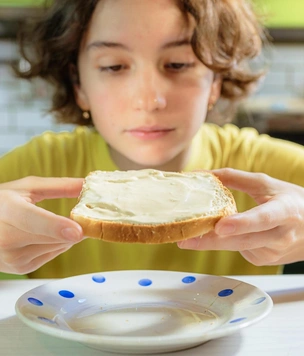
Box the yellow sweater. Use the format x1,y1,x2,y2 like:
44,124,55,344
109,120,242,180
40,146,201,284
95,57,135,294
1,123,304,279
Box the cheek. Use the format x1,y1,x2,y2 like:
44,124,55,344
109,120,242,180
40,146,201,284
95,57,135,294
172,72,212,112
89,91,125,118
88,91,129,133
178,91,209,134
177,87,209,116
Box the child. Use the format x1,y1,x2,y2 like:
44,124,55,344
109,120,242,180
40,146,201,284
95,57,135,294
0,0,304,279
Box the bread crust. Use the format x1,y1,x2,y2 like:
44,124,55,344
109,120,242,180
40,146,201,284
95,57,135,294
70,172,237,244
71,205,235,243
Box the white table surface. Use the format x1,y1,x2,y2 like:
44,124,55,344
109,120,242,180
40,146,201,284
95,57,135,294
1,274,304,356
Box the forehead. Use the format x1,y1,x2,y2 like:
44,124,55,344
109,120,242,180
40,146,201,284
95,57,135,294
83,0,192,44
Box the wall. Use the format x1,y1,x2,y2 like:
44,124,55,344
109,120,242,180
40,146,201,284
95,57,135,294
0,39,76,157
255,44,304,98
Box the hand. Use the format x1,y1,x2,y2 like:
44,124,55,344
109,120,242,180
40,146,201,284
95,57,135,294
178,168,304,266
0,176,84,274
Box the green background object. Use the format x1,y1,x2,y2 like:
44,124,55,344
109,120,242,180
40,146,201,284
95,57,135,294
0,0,304,28
254,0,304,28
0,0,46,6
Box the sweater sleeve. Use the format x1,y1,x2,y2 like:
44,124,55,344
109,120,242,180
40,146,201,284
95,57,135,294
214,124,304,187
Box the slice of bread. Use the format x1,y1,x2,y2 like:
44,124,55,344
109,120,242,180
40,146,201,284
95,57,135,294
70,169,237,244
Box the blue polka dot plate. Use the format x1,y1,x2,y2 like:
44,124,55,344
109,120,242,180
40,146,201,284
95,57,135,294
15,270,272,354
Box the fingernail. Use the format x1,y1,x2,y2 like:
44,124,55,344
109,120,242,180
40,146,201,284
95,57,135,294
178,238,199,250
61,228,82,241
217,224,236,236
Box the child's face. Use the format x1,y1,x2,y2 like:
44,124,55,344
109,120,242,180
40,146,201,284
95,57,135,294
75,0,220,170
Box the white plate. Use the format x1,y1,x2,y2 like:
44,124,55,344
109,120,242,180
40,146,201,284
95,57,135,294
15,270,272,354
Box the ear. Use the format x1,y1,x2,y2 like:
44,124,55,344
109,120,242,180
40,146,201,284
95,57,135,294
74,84,90,111
208,74,222,106
70,64,90,111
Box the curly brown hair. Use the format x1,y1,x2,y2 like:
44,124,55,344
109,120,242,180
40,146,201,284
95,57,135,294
15,0,266,125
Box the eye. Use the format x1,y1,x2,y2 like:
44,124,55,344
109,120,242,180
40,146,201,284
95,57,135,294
165,62,195,71
99,65,125,73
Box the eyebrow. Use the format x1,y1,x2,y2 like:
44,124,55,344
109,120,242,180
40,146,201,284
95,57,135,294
162,39,191,49
86,39,191,52
86,41,130,52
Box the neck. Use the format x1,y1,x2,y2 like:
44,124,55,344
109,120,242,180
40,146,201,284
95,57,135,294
108,146,192,172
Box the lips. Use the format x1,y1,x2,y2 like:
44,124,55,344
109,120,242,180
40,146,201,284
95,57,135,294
126,126,175,139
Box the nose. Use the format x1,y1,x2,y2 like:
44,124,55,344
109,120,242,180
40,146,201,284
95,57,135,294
131,69,167,111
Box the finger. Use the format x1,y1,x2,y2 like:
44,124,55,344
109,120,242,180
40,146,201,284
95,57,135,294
240,248,282,266
211,168,277,199
0,223,79,249
215,199,287,236
15,177,84,202
178,226,280,251
31,177,84,201
1,242,73,269
1,192,83,242
12,246,71,275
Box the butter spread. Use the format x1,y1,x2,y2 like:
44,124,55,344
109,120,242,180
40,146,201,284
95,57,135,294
73,169,228,224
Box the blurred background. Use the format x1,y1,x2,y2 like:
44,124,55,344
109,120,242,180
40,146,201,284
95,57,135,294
0,0,304,273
